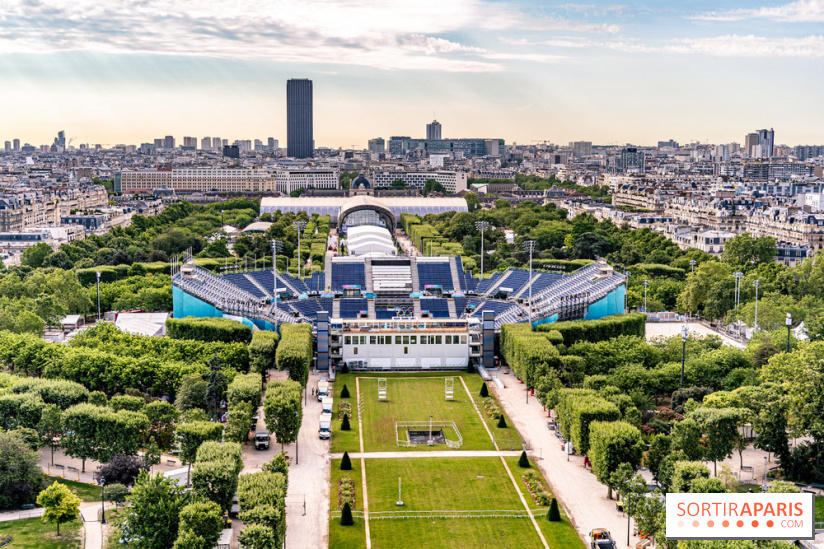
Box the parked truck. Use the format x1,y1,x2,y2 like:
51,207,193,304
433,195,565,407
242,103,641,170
322,397,333,415
317,380,329,401
589,529,616,549
254,430,270,450
319,413,332,440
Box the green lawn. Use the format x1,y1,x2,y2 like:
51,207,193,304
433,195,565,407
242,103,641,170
370,517,546,549
330,378,361,454
356,375,494,452
503,456,584,548
329,458,367,549
50,478,103,502
816,496,823,523
0,517,82,548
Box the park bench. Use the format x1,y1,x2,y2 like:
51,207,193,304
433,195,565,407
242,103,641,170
20,504,35,510
53,463,65,470
67,466,79,473
740,466,753,472
166,459,177,466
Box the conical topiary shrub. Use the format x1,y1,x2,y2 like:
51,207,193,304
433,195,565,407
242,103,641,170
341,385,350,398
340,502,354,526
518,450,530,468
341,413,351,431
547,498,561,521
480,383,489,398
497,415,507,428
341,451,352,470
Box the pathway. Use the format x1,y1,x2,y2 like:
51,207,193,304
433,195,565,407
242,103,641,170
80,502,106,549
492,369,639,548
645,321,745,348
329,450,523,459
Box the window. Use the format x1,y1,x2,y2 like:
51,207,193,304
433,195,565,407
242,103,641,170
353,347,358,355
461,335,467,344
404,347,408,354
435,335,442,345
370,336,376,345
360,336,366,345
395,335,401,345
410,336,417,344
345,336,351,345
420,335,427,344
403,336,409,345
445,335,452,344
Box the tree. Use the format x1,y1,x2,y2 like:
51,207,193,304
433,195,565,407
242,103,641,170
644,435,671,484
671,461,710,493
589,421,644,499
422,179,446,196
224,401,254,444
689,478,727,493
721,232,777,268
689,407,747,475
262,452,290,486
176,374,209,413
237,523,279,549
497,415,507,428
176,421,224,485
143,400,180,452
547,498,561,521
341,413,351,431
37,482,81,536
0,431,45,509
98,453,148,486
192,457,241,513
263,380,302,451
340,385,350,399
480,383,489,398
766,480,800,493
173,500,223,549
341,451,352,471
571,232,613,260
88,391,107,407
670,418,704,461
340,501,354,526
38,403,62,466
678,261,734,319
518,450,530,468
105,483,130,504
21,242,53,268
144,439,162,471
205,355,227,421
124,471,188,549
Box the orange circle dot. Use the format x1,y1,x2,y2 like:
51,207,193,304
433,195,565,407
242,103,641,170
722,520,730,527
677,520,684,527
692,520,699,527
767,520,774,527
736,520,744,527
707,520,715,527
752,520,759,527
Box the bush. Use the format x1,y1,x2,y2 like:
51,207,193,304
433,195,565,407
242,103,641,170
276,324,312,386
104,483,130,504
341,414,351,431
518,450,529,468
227,373,262,409
341,451,352,470
167,317,252,344
535,313,646,342
480,383,489,398
547,498,561,521
249,331,279,375
340,502,354,526
671,386,713,412
110,395,145,412
554,389,621,454
98,453,149,486
497,415,507,428
340,385,350,399
0,431,45,509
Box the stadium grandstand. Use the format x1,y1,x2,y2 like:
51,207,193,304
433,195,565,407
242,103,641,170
172,175,626,372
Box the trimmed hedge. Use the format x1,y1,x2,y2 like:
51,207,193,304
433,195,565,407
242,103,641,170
276,324,312,386
249,331,279,375
628,263,686,281
167,317,253,345
536,313,646,343
227,373,262,410
588,420,645,489
554,389,621,454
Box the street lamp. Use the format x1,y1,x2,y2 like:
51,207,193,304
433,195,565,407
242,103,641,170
624,271,630,313
96,271,101,321
733,271,744,310
295,411,300,465
753,280,761,334
293,221,307,279
642,279,650,313
475,220,490,281
100,479,106,524
221,209,225,227
680,324,689,389
689,259,696,273
523,240,536,325
271,240,283,323
566,414,570,462
786,313,792,353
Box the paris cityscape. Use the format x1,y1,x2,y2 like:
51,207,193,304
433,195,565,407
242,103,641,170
0,1,823,548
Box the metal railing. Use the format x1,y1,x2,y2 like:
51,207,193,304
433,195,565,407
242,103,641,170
330,509,531,520
395,421,463,449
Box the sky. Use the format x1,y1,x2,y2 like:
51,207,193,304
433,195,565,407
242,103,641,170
1,0,823,148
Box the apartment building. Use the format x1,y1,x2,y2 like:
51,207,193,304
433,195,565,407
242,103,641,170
118,167,339,194
369,171,468,193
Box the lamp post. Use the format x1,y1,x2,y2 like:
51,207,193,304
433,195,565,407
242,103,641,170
566,414,570,462
295,411,300,465
733,271,744,310
786,313,792,353
523,240,536,325
96,271,101,321
100,479,106,524
689,259,696,273
753,280,761,334
221,209,224,227
680,324,689,389
271,240,282,323
475,220,490,281
624,271,629,313
293,221,307,279
642,279,649,313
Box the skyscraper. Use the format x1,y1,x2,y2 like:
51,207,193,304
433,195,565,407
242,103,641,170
268,138,278,151
426,120,442,140
212,137,221,150
12,139,19,151
744,133,759,157
3,141,10,153
287,79,313,158
54,130,66,149
200,137,211,150
182,137,197,150
757,128,775,158
163,135,175,149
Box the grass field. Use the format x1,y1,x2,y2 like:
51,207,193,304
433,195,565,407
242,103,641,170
49,478,103,502
0,517,82,548
817,496,823,523
329,458,367,549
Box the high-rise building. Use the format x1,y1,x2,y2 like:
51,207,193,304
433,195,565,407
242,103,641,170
200,137,211,150
222,139,228,147
154,138,164,149
571,141,593,156
368,138,385,154
212,137,221,150
54,130,66,149
287,78,313,158
223,145,240,159
12,139,20,151
714,144,731,162
757,128,774,158
426,120,442,140
657,139,679,149
744,132,760,158
268,138,278,151
182,137,197,151
254,139,264,151
618,147,645,173
3,141,10,153
163,135,175,149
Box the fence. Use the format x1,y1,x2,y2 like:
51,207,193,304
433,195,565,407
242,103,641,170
330,509,531,520
395,421,463,449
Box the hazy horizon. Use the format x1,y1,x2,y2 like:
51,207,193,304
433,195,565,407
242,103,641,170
2,0,823,148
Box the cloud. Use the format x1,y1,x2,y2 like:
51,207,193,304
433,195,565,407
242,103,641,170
691,0,824,22
0,0,614,72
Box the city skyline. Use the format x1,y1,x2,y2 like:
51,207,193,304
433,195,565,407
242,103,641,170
1,0,823,147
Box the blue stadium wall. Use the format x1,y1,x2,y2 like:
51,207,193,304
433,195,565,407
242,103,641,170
532,284,626,328
172,286,277,332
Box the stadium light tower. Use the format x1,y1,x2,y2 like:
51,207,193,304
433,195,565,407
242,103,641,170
271,240,283,322
753,280,761,334
293,221,307,280
523,240,536,325
475,220,490,280
733,271,744,310
689,259,696,273
643,279,650,313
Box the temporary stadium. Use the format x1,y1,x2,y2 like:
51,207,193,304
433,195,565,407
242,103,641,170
172,189,626,372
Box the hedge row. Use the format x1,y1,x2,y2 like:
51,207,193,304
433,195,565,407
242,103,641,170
237,471,287,546
249,331,279,375
499,324,560,386
628,263,686,281
193,441,244,513
227,373,262,410
70,323,250,372
76,258,243,285
167,317,253,345
536,313,646,343
276,324,312,386
554,388,621,454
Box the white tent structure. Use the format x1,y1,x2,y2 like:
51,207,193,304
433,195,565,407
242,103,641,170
346,226,396,257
